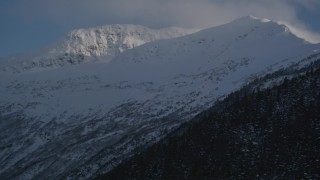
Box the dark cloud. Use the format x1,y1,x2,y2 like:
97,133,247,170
13,0,320,39
14,0,296,27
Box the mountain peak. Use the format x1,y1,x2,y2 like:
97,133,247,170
247,15,271,22
231,16,274,25
56,24,198,57
216,16,297,39
228,16,319,44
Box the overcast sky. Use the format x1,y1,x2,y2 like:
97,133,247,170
1,0,320,57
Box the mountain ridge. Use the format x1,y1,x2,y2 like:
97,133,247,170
0,24,198,72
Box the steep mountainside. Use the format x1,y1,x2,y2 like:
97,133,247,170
0,16,320,179
104,58,320,179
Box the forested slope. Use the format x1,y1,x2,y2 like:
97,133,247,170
103,59,320,179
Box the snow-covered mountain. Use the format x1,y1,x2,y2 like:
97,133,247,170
0,25,198,72
0,16,320,179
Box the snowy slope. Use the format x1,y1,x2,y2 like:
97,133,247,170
0,25,198,72
0,16,320,179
